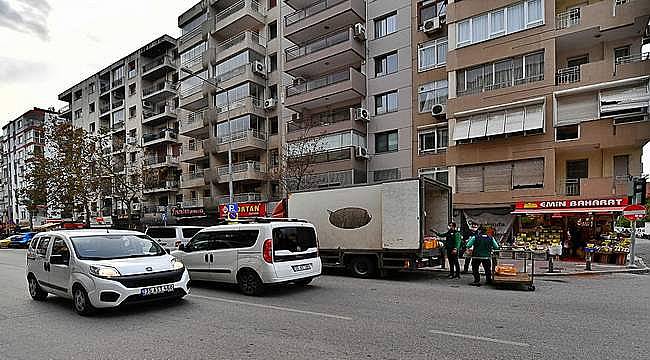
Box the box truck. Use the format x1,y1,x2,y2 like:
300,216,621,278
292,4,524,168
288,178,451,277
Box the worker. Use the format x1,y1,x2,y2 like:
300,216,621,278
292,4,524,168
466,223,499,286
434,222,462,278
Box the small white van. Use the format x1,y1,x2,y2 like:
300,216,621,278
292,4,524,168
145,226,204,250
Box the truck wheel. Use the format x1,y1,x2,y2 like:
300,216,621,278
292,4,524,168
349,256,376,278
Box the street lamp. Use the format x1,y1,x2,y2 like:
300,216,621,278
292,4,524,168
180,67,234,206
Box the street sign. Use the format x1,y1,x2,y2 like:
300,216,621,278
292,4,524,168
623,204,646,221
226,203,238,221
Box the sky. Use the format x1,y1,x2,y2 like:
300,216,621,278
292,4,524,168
0,0,648,174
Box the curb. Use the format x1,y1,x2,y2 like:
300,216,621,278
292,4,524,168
419,267,649,277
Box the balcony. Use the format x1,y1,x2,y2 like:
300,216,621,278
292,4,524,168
207,31,265,68
204,96,265,125
556,177,630,197
143,105,178,126
179,84,208,111
555,0,650,35
141,55,177,81
214,192,265,205
180,141,207,163
285,27,365,78
112,99,124,109
556,66,581,85
284,0,365,44
143,180,179,194
142,129,178,146
204,129,267,154
142,81,176,102
111,121,125,132
178,18,212,53
211,63,266,92
554,56,650,89
181,198,204,208
284,67,366,111
179,110,209,139
286,108,365,142
180,170,207,188
209,161,266,183
182,52,205,76
100,81,110,94
111,77,124,89
213,0,265,38
555,8,580,30
143,155,180,169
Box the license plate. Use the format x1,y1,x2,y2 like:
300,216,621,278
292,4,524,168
140,284,174,296
292,264,312,272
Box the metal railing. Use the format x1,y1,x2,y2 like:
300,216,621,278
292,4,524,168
285,28,350,62
182,111,204,128
143,55,174,73
143,104,176,119
143,81,175,97
556,66,581,85
181,170,206,182
217,129,266,144
615,52,650,65
217,161,264,176
285,0,346,27
215,192,264,205
144,180,179,191
180,84,203,98
112,77,124,88
556,8,580,30
215,63,249,83
144,155,179,166
216,0,264,23
215,96,263,114
559,178,581,196
218,31,262,52
142,130,178,143
112,99,124,109
111,121,125,131
286,68,351,97
287,108,351,132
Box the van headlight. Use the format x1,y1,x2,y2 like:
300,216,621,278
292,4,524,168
89,265,121,278
171,259,184,270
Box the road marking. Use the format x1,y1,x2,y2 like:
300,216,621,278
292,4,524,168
429,329,530,347
190,294,353,321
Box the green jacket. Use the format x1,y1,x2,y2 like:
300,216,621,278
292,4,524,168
437,229,462,250
466,233,499,258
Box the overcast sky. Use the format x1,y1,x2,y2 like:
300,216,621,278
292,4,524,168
0,0,648,174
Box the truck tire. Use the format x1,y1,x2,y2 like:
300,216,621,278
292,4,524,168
348,256,376,278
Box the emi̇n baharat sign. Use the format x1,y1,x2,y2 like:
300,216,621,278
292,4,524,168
515,197,629,210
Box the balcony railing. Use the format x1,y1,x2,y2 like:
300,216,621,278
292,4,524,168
143,55,174,73
287,108,351,132
215,192,264,205
182,53,204,69
560,178,581,196
217,129,266,144
217,161,264,176
112,77,124,88
286,68,350,97
216,0,264,23
142,130,178,143
143,105,176,119
182,111,204,127
100,81,110,93
112,99,124,109
215,63,249,83
556,66,581,85
285,27,350,62
615,52,650,65
215,96,263,114
556,8,580,30
217,31,262,52
182,199,204,208
144,155,179,166
180,84,203,98
143,81,175,97
144,180,179,191
285,0,346,27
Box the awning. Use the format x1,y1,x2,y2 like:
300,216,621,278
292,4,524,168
512,206,626,214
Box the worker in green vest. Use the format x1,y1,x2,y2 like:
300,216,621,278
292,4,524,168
434,222,462,278
466,223,499,286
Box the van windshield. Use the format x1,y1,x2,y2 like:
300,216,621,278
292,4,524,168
70,235,166,260
272,227,317,252
182,228,202,238
146,228,177,239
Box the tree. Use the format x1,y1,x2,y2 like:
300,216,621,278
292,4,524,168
18,149,48,231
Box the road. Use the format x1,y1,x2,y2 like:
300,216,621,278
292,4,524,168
0,249,648,360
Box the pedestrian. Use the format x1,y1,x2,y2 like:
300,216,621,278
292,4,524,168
465,223,499,286
433,222,462,278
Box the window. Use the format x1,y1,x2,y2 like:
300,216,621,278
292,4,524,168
181,12,207,35
457,158,543,193
268,21,277,40
457,0,545,48
182,228,202,239
269,84,278,100
375,51,398,77
36,236,50,256
268,0,277,9
566,159,588,179
273,227,317,252
89,102,95,114
419,167,448,184
51,237,70,265
418,80,448,113
269,116,278,135
88,82,96,95
614,46,631,63
269,53,278,72
130,152,136,163
567,54,588,68
129,83,136,96
418,127,448,154
556,124,579,141
374,168,400,182
453,102,544,141
73,90,82,101
74,109,83,120
375,130,398,153
375,12,397,38
375,91,398,115
287,131,366,155
128,60,137,78
418,37,447,71
113,109,124,123
418,1,446,26
89,122,95,133
614,155,629,180
129,106,136,119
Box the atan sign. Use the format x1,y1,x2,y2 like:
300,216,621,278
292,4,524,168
515,197,629,210
219,202,266,218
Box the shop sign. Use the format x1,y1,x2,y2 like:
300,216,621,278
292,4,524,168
623,204,646,221
219,202,266,218
515,197,628,210
172,208,206,217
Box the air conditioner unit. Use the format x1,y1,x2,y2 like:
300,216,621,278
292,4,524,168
142,101,154,110
264,98,277,110
352,107,370,122
423,17,441,34
253,61,267,78
353,23,366,40
126,136,137,144
431,104,447,116
355,146,369,159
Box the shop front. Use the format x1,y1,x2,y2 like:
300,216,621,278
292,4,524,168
511,197,631,264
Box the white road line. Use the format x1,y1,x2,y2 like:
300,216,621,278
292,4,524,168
429,330,530,347
190,294,353,321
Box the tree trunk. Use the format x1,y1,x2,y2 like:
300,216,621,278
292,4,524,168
84,202,91,228
29,210,34,232
127,200,132,230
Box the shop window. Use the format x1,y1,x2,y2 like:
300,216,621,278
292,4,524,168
555,124,579,141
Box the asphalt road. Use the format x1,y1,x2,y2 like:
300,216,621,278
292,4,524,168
0,249,648,360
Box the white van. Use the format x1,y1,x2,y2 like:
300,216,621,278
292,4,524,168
171,219,321,295
145,226,204,250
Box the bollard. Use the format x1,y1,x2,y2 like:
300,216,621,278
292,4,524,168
585,252,592,271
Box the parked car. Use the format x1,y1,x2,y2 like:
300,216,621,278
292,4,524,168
171,219,321,296
10,232,37,248
0,235,20,248
145,226,204,250
26,229,190,315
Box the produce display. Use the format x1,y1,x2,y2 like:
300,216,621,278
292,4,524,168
585,233,631,254
514,227,563,251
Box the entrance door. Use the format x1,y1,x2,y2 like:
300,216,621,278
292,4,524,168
566,159,588,196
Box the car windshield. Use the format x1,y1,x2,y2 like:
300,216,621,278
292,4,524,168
70,234,166,260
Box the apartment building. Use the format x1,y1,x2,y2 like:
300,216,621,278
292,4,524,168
0,108,56,229
58,35,180,226
443,0,650,216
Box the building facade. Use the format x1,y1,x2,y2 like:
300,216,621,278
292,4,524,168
58,35,180,226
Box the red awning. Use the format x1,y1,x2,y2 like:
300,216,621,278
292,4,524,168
512,206,626,214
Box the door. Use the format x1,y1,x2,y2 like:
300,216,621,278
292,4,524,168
567,54,589,68
566,159,588,196
181,232,213,281
47,236,72,296
614,155,629,182
32,236,51,284
208,229,247,283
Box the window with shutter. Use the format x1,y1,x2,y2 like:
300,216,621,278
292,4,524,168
453,120,471,141
556,92,598,126
483,163,512,192
468,114,488,138
456,165,484,193
599,82,649,116
486,111,506,136
504,107,524,133
512,158,544,188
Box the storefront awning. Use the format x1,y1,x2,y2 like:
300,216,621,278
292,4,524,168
512,206,626,214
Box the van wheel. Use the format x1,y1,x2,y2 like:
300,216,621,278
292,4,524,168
238,270,265,296
28,276,47,301
295,278,313,286
72,286,95,316
349,256,376,278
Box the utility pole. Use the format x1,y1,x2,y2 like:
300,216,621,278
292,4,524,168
627,177,647,267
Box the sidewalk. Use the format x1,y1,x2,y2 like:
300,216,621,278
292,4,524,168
423,258,649,277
